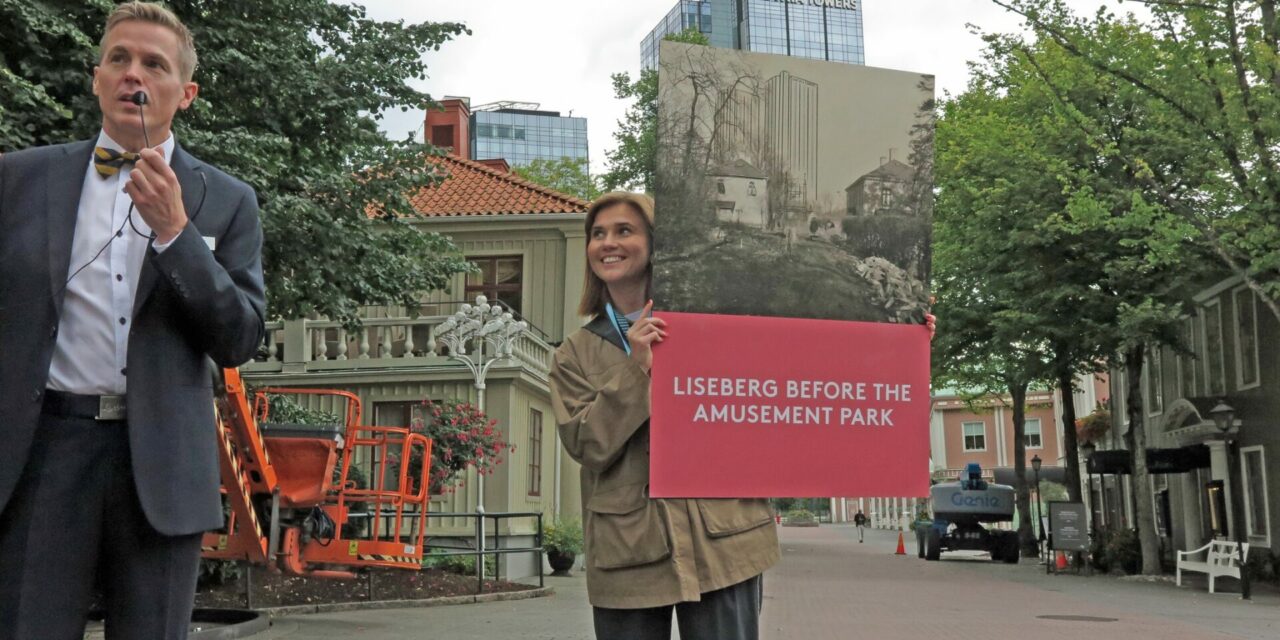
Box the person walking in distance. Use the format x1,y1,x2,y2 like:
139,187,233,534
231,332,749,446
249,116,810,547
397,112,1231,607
854,509,868,542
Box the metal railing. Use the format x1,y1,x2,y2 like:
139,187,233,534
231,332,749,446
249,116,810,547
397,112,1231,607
417,511,547,593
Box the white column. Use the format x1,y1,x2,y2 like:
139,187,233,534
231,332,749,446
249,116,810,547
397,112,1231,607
1208,440,1232,537
1181,471,1204,550
994,406,1008,467
930,409,948,470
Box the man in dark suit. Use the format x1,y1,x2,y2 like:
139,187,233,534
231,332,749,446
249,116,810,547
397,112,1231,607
0,3,265,638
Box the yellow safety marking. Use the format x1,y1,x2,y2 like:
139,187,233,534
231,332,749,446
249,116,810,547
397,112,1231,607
349,541,359,556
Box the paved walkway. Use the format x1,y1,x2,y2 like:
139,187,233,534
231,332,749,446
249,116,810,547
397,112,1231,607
229,526,1277,638
764,525,1277,639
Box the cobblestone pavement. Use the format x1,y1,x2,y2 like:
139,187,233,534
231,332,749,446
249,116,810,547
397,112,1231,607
88,525,1278,638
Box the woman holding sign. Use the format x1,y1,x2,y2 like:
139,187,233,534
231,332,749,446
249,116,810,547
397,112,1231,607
550,192,780,640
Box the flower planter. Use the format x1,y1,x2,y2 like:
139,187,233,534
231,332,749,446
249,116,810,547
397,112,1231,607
547,550,576,576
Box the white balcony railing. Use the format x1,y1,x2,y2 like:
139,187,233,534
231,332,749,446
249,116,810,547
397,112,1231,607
244,315,552,376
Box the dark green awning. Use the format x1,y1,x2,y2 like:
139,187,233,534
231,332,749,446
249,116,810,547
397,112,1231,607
1086,445,1210,475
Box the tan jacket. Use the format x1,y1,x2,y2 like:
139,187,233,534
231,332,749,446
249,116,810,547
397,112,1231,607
550,316,780,609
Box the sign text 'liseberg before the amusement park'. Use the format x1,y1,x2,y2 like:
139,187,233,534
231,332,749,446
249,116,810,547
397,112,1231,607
672,376,910,426
766,0,859,10
649,313,930,497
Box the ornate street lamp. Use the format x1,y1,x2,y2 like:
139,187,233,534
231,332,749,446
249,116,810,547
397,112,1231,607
434,295,529,584
1031,454,1045,558
1209,400,1250,600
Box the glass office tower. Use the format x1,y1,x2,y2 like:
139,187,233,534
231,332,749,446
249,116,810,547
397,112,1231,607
642,0,865,70
471,108,588,168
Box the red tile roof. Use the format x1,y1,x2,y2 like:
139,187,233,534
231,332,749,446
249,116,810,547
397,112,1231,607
407,154,589,217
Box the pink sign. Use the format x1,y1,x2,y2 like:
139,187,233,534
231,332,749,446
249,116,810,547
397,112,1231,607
649,312,931,498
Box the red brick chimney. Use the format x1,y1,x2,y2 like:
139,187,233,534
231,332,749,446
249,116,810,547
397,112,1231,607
425,97,471,160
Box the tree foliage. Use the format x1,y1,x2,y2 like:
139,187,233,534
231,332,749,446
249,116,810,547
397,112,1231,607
936,9,1212,569
600,28,709,193
512,157,600,202
0,0,474,325
991,0,1280,323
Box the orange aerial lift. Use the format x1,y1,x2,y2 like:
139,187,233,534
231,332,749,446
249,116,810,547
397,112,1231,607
201,368,432,579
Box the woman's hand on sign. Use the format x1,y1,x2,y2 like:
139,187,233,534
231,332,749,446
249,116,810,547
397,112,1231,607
926,313,937,342
628,300,667,373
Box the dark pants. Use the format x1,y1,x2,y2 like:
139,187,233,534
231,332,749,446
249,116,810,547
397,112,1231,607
0,410,203,640
593,574,763,640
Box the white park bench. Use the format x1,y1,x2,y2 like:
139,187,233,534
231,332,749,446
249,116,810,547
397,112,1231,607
1176,539,1250,594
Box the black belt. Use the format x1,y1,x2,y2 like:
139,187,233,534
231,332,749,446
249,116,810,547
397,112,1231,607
42,389,127,421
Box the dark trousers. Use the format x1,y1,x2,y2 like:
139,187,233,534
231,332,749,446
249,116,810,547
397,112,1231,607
0,411,203,640
593,574,763,640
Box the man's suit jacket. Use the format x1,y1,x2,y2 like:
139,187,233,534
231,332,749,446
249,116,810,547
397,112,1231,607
0,139,266,536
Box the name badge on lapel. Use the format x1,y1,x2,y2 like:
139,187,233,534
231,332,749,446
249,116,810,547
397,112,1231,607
202,235,217,251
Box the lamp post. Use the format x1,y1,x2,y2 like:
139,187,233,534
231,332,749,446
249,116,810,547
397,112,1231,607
1081,441,1097,537
1209,400,1250,600
1031,454,1044,560
434,295,529,585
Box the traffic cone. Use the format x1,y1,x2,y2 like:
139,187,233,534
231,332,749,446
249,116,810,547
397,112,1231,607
1055,550,1068,570
895,532,906,555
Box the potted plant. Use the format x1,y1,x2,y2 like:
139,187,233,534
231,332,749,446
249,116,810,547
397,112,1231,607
542,516,583,576
1076,404,1111,447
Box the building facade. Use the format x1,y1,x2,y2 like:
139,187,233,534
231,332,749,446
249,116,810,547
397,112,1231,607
642,0,866,70
472,103,588,168
835,373,1109,529
1097,274,1278,564
246,102,591,579
425,97,588,169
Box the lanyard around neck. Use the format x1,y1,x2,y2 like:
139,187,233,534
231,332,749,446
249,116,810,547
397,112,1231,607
605,302,632,355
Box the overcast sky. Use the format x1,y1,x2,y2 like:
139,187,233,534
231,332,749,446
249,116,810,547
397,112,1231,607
351,0,1150,173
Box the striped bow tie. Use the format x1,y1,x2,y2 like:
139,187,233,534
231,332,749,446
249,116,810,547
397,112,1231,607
93,146,140,178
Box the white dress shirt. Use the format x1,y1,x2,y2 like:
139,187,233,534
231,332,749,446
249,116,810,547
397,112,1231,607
47,131,178,396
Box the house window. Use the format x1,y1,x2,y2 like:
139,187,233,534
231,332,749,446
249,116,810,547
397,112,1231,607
1024,418,1043,449
1233,287,1260,389
1242,447,1270,544
373,401,426,427
1178,317,1198,399
1203,300,1226,395
879,188,892,207
1144,347,1163,417
717,179,726,195
373,401,431,490
748,181,757,196
528,409,543,497
466,256,523,316
962,422,986,451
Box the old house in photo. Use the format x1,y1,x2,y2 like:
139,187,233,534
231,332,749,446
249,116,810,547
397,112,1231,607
708,159,770,227
845,157,917,218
